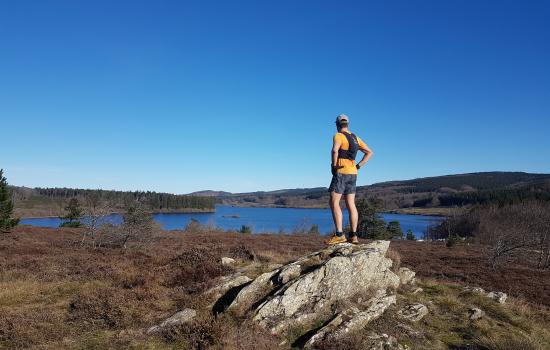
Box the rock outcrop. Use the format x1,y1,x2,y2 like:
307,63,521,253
464,287,508,304
469,307,484,320
204,273,252,313
146,308,196,335
397,303,429,322
487,291,507,304
211,241,401,342
144,239,527,348
204,273,252,302
305,293,396,348
221,257,236,266
397,267,416,285
367,333,411,350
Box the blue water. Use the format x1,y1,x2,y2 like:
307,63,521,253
20,205,442,239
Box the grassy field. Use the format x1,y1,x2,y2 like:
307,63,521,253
0,226,549,349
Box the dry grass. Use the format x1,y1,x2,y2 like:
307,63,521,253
391,240,550,306
0,226,326,349
1,226,549,349
365,280,550,350
474,333,548,350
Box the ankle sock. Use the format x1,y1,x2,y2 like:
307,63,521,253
336,231,344,237
350,232,357,237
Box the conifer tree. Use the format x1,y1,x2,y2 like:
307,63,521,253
406,229,417,241
0,169,19,232
386,220,404,239
60,198,83,227
356,198,388,239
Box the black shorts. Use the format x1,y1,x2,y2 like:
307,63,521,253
328,173,357,195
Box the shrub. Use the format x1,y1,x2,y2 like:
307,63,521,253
184,218,203,233
446,236,457,248
68,287,133,329
405,229,416,241
118,204,155,248
474,201,550,268
425,207,476,240
308,224,320,235
291,220,321,235
60,221,83,228
81,196,113,248
164,247,233,292
239,225,252,234
229,244,256,261
162,315,281,350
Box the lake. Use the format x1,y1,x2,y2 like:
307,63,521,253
20,205,443,239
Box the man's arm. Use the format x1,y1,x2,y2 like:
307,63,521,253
332,137,343,167
331,136,343,175
356,143,374,169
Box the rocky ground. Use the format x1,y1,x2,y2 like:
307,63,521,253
150,241,549,349
1,226,549,349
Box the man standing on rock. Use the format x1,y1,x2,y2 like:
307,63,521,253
325,114,373,245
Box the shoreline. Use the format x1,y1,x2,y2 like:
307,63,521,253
223,203,450,216
17,205,451,219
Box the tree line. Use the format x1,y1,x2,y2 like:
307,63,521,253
377,172,550,193
438,183,550,206
12,186,216,211
408,182,550,208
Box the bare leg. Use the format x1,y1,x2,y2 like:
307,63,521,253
330,191,343,232
345,193,358,233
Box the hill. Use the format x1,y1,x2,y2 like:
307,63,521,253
9,172,550,217
370,171,550,192
218,172,550,213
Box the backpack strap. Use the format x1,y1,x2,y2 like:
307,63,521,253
337,132,359,160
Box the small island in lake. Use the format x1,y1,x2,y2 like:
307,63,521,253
222,214,241,218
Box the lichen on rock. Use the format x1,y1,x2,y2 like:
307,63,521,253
209,240,402,344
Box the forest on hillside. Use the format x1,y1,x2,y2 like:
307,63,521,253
10,186,215,217
220,172,550,211
370,171,550,192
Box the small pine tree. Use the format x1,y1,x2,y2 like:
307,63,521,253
406,229,416,241
61,198,83,227
308,224,320,235
446,235,457,248
357,198,388,239
239,225,252,234
386,221,404,239
0,169,19,232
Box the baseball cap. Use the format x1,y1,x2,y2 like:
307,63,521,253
336,114,349,123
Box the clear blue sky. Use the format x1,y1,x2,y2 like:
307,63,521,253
1,0,549,194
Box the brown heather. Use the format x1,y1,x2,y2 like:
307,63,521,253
0,226,549,349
